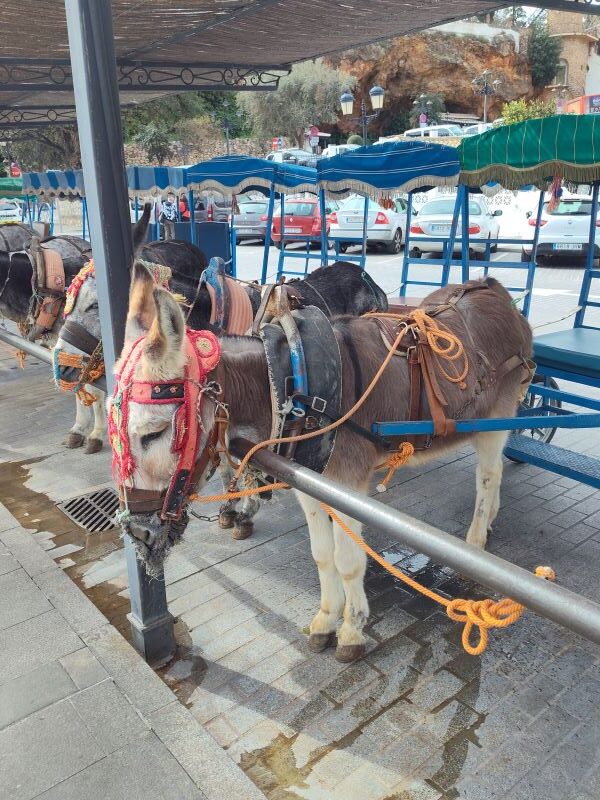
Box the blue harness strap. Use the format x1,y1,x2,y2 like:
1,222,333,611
200,256,230,331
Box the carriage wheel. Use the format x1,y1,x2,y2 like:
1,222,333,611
506,376,561,462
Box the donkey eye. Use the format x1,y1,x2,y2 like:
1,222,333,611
140,427,168,449
84,302,98,312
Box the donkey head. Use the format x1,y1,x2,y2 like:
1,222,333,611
108,266,221,573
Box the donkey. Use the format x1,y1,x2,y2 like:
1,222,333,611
109,270,532,662
56,257,388,533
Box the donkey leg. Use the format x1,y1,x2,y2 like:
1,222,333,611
85,387,106,454
466,430,508,549
296,492,344,652
64,395,90,448
332,511,369,663
217,459,239,529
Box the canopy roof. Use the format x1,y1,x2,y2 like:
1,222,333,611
0,176,24,199
22,169,85,199
0,0,525,121
458,115,600,189
317,140,460,199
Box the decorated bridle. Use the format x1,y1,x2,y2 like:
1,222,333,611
108,327,222,522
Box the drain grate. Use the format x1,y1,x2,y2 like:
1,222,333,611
57,487,119,533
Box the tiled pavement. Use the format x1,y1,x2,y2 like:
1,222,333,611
2,293,600,799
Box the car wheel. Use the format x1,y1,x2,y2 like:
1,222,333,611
385,228,403,255
409,248,421,259
506,376,561,463
520,249,531,263
338,243,348,254
274,240,283,250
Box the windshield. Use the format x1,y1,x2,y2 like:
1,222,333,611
446,126,463,135
282,202,315,216
543,199,592,216
420,199,482,215
0,202,16,211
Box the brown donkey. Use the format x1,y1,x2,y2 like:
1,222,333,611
110,268,532,663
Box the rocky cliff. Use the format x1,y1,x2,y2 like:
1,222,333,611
327,30,534,136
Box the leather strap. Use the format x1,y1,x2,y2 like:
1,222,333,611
60,319,100,356
252,283,276,335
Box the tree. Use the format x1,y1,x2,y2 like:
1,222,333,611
347,134,364,145
528,22,562,88
1,126,81,171
501,97,556,124
497,6,528,28
132,123,174,165
238,61,355,147
408,93,445,128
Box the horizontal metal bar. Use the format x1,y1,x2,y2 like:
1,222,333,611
530,384,600,412
0,328,107,392
229,437,600,645
373,412,600,437
535,363,600,390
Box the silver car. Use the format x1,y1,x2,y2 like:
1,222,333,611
329,195,408,254
408,196,501,257
231,198,269,243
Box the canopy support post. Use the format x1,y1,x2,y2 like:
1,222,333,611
134,196,139,223
65,0,175,667
188,189,196,245
319,189,328,267
261,185,275,284
360,196,369,270
575,181,599,328
81,196,87,240
443,188,462,286
49,200,55,235
276,194,285,281
523,189,544,318
461,185,470,283
399,191,413,297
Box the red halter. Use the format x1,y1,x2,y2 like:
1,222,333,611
108,328,221,521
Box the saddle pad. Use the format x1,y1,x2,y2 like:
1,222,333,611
40,248,66,294
260,305,342,473
206,276,253,335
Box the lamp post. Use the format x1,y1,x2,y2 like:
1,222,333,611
340,85,384,145
472,69,501,124
412,94,433,128
211,99,243,155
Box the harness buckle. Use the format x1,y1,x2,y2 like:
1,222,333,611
310,396,327,414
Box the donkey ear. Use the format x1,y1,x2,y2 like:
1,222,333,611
143,288,185,365
125,260,155,343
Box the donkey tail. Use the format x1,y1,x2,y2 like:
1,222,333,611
132,203,152,251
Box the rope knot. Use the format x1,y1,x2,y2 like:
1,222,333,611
376,442,414,493
446,596,525,656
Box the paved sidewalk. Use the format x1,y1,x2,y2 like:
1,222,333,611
0,502,266,800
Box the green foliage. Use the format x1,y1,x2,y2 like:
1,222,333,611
132,123,174,165
501,97,557,125
239,61,355,147
496,6,528,28
1,127,81,171
346,134,363,145
378,106,410,137
528,22,562,87
408,93,445,128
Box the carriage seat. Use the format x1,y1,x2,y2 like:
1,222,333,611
533,328,600,380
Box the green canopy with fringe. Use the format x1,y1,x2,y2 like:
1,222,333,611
458,115,600,189
0,176,24,199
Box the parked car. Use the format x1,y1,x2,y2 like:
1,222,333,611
266,149,318,167
0,199,22,223
408,195,501,257
462,122,494,137
320,144,361,159
521,195,600,263
403,124,464,139
329,195,408,254
269,197,340,247
231,198,269,243
194,192,232,223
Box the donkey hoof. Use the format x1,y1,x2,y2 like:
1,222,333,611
64,432,85,449
232,522,254,541
335,643,365,663
308,632,335,653
84,438,103,455
218,511,237,529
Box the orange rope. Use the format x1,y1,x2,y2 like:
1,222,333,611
190,481,288,503
322,503,556,656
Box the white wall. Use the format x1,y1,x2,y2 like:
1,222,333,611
428,21,519,50
586,49,600,95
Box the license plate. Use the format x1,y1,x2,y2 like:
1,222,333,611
285,227,302,233
344,217,360,224
431,224,450,233
553,243,583,251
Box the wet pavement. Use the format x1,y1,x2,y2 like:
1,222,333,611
1,259,600,799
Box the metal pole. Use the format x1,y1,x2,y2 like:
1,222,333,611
261,185,275,284
399,191,412,297
361,196,369,269
575,181,599,328
443,189,462,286
523,189,544,318
65,0,175,666
483,89,488,125
188,188,196,246
319,188,328,267
81,197,86,240
225,122,231,156
230,438,600,646
461,185,470,283
361,99,368,145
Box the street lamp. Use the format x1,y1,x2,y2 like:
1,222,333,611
472,69,501,124
412,93,433,127
210,98,243,156
340,85,385,144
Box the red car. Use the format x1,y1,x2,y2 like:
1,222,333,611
266,198,340,248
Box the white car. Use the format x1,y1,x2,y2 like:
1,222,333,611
320,144,360,159
329,195,408,254
462,122,494,137
403,124,464,139
521,195,599,263
408,195,502,257
0,199,22,223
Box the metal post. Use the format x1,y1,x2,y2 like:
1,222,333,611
134,196,139,223
400,191,413,297
483,90,488,125
523,189,544,318
361,196,369,269
361,99,368,145
575,181,599,328
188,189,196,245
461,185,470,283
81,197,86,240
261,185,275,284
230,438,600,646
65,0,175,666
49,200,55,235
225,122,231,156
443,188,462,286
277,194,285,280
319,189,328,267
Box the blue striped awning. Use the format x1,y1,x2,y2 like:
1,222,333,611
22,169,85,198
184,155,317,195
317,141,460,199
